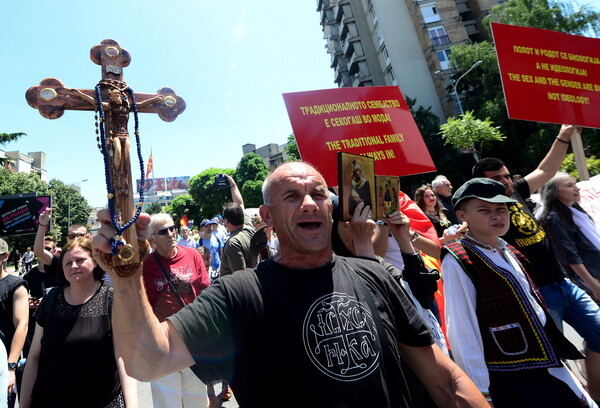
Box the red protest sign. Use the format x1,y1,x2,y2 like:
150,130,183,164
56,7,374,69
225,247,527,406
282,86,435,186
492,23,600,128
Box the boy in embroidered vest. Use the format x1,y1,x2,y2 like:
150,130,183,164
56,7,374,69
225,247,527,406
442,178,596,407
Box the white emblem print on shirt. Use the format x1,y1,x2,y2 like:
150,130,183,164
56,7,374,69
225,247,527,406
303,292,380,381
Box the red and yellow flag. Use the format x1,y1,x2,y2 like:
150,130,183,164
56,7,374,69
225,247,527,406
180,215,189,227
146,152,153,176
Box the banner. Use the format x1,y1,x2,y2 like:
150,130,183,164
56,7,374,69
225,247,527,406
0,195,51,236
577,175,600,224
492,23,600,128
283,87,436,186
136,176,190,193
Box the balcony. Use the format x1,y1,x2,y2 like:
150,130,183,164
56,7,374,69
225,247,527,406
454,0,471,13
464,20,480,35
320,8,336,26
340,20,358,41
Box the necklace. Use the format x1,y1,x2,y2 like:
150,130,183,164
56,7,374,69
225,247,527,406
425,210,451,227
95,80,145,260
463,232,496,250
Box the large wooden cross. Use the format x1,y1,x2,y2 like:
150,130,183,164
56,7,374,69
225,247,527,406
26,39,186,276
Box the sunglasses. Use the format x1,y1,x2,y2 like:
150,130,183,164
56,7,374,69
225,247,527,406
155,225,177,236
67,233,87,240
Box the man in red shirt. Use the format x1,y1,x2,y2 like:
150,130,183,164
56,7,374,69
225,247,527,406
143,213,210,407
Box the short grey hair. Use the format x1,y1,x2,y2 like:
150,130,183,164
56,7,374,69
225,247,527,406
431,175,449,190
148,213,175,235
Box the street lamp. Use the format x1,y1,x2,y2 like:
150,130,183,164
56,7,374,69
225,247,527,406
68,178,88,228
452,60,483,115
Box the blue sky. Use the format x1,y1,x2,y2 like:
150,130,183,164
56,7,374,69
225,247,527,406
2,1,599,208
1,2,334,207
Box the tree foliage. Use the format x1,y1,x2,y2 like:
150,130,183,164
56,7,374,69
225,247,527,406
47,179,91,243
439,111,505,160
0,132,27,165
285,134,301,162
560,153,600,179
447,0,600,176
145,200,164,215
188,167,236,220
235,153,269,208
168,194,200,226
484,0,600,37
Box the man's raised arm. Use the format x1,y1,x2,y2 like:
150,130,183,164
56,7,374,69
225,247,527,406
525,124,581,193
33,208,54,266
224,174,244,209
92,209,195,381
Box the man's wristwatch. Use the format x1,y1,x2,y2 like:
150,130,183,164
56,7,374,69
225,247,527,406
8,362,18,370
411,231,419,242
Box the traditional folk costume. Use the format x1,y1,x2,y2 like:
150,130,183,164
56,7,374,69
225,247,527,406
442,236,596,407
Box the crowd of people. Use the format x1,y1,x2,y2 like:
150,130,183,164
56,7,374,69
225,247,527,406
1,124,600,407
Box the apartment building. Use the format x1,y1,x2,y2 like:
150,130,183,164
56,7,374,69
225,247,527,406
317,0,498,119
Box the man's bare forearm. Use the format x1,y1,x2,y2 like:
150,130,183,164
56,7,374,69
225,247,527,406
111,270,192,381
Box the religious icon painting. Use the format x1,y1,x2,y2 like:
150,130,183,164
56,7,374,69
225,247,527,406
337,152,375,221
375,176,400,220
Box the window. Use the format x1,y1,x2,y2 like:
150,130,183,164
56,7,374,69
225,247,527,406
436,49,452,70
369,7,378,25
428,26,450,46
420,3,440,23
389,69,398,86
382,47,391,64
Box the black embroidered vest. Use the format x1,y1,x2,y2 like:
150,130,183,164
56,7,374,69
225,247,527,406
444,240,582,373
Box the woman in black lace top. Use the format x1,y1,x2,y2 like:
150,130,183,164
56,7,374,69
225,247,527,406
20,238,137,408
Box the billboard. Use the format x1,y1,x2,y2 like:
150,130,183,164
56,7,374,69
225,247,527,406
136,177,190,193
0,195,51,236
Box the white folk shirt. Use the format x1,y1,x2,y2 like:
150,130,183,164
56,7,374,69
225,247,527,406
442,239,545,393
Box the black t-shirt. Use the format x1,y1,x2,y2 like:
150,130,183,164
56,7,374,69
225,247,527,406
43,255,60,279
170,256,433,407
0,274,28,351
23,266,58,299
502,178,565,286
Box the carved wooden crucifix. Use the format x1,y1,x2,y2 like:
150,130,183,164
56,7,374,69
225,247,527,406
26,39,186,276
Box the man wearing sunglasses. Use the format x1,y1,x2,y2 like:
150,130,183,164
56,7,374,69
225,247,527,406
142,213,210,407
33,208,92,279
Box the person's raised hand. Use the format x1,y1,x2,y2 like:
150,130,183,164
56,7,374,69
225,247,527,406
91,208,151,274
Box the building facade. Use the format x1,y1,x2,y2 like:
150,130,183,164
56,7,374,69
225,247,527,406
242,142,289,171
1,150,47,181
317,0,499,120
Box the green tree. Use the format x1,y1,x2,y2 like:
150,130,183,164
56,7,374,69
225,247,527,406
560,153,600,179
188,167,236,220
0,132,26,165
448,0,600,175
439,111,505,160
47,179,91,243
485,0,600,37
235,153,269,208
145,200,164,215
285,134,301,162
168,194,200,226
